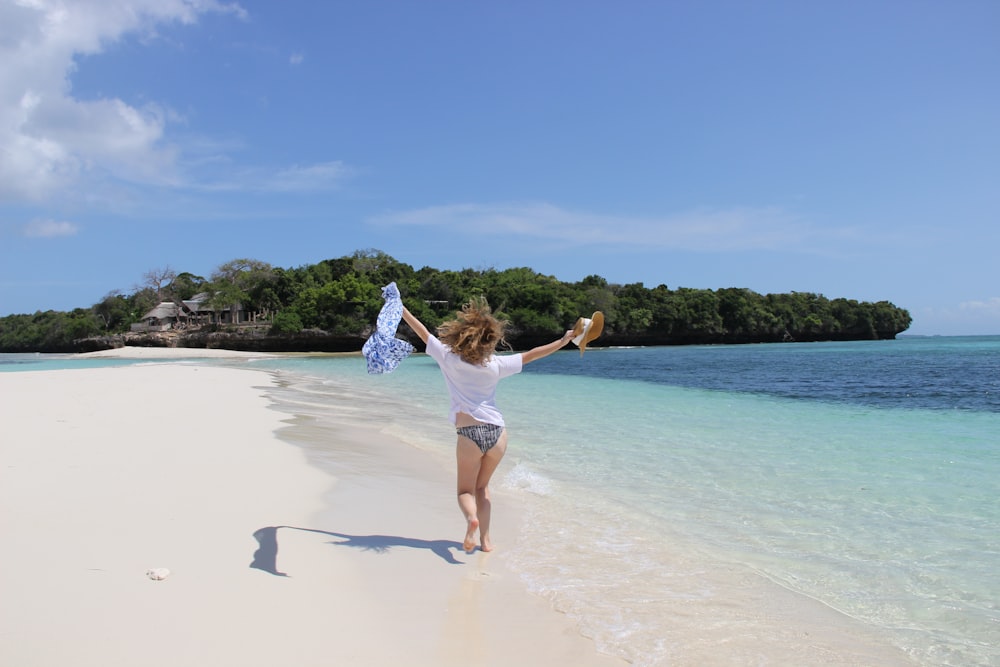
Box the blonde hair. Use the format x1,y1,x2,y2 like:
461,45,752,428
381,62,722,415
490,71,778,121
436,296,508,365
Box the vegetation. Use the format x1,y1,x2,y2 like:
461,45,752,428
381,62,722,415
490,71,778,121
0,249,911,352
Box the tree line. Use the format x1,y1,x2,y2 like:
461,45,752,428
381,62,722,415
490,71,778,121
0,249,912,352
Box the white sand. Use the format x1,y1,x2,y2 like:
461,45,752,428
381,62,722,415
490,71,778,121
0,362,623,667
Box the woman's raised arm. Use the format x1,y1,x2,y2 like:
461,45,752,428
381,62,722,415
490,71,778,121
401,306,431,345
521,330,575,365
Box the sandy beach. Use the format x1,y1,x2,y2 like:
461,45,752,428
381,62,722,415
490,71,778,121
0,348,624,667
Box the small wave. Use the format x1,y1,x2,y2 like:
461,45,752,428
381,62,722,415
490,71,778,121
502,462,554,496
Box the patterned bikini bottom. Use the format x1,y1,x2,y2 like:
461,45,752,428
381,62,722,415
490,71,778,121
456,423,505,454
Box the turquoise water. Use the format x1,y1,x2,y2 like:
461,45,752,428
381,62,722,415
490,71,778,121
250,338,1000,666
8,338,999,665
0,353,163,372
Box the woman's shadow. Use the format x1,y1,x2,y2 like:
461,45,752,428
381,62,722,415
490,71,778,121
250,525,466,576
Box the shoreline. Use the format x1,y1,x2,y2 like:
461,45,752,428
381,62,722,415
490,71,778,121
0,359,623,666
78,345,284,359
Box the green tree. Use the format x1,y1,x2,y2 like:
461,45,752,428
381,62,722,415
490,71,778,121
270,311,303,334
66,308,102,341
167,272,208,300
128,288,159,324
206,258,274,324
674,288,723,337
93,291,132,331
0,248,915,351
350,248,415,287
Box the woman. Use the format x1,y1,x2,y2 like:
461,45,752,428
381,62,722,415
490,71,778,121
401,297,576,553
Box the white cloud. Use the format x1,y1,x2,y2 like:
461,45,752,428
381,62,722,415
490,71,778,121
0,0,245,203
369,202,857,253
185,160,352,193
959,297,1000,316
22,218,80,238
910,298,1000,336
266,161,350,192
289,52,304,65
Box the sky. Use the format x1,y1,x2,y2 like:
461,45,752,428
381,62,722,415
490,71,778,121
1,0,998,336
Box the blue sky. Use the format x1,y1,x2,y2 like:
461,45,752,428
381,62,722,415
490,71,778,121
1,1,997,335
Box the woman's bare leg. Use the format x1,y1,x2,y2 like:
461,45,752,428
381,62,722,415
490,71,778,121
456,431,507,552
475,432,507,552
456,437,484,551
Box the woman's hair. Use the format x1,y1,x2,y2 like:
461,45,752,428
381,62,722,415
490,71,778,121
437,296,508,365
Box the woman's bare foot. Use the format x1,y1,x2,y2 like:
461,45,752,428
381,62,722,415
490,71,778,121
463,517,480,552
480,535,495,552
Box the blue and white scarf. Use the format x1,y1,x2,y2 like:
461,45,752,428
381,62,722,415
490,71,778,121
362,282,415,374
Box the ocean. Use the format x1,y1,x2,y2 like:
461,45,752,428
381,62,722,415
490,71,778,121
5,336,998,665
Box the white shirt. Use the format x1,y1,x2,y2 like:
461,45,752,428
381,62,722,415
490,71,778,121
425,334,523,426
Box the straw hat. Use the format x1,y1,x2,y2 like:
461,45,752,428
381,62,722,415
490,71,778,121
571,311,604,355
